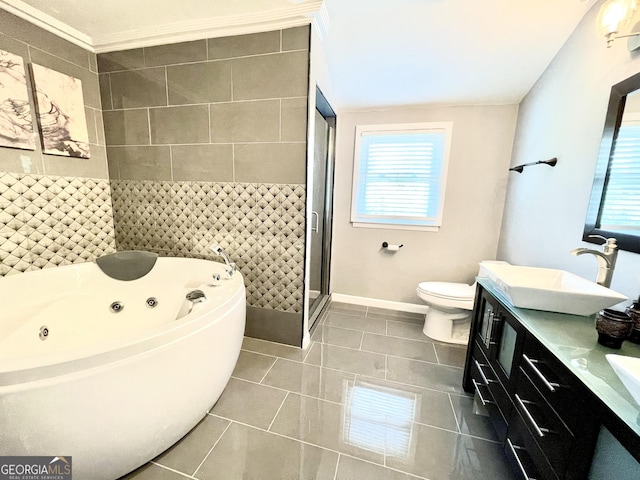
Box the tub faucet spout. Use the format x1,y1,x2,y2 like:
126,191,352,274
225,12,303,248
570,236,618,288
209,244,236,277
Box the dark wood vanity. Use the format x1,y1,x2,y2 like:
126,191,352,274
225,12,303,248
463,279,640,479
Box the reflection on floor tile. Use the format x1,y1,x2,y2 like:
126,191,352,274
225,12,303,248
270,392,385,464
385,423,512,480
196,423,339,480
262,358,355,404
241,336,307,362
353,376,459,432
387,320,430,342
314,324,364,348
450,394,499,442
329,301,367,315
154,415,230,475
323,311,387,334
122,301,515,480
231,350,277,382
367,306,424,324
121,463,191,480
361,332,437,362
209,378,286,429
387,355,466,394
335,455,423,480
304,343,386,378
434,343,468,368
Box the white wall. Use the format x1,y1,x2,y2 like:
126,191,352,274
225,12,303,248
498,1,640,302
331,104,518,304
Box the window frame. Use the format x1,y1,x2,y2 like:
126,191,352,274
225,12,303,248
584,72,640,254
350,122,453,232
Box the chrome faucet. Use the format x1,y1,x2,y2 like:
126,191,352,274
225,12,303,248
210,244,236,278
570,236,618,288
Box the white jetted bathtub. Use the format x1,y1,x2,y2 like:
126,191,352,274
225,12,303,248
0,255,246,480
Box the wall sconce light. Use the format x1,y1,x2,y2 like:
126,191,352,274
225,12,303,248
597,0,640,47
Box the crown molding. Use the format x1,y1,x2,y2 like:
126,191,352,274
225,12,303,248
0,0,325,53
93,2,323,52
311,0,330,41
0,0,95,51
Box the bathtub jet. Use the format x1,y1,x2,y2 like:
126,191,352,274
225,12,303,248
0,255,246,480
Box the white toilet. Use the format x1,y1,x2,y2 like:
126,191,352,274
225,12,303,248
416,281,475,345
416,261,508,345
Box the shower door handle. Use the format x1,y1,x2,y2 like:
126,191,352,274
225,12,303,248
311,211,319,233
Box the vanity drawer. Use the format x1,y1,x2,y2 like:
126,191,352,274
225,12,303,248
516,367,574,477
506,407,559,480
471,341,510,441
521,336,585,433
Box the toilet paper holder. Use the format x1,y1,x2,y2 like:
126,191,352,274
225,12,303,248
382,242,403,252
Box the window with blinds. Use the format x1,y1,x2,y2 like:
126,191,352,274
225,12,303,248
598,122,640,231
351,122,453,230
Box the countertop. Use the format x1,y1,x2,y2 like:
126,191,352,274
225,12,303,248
478,277,640,438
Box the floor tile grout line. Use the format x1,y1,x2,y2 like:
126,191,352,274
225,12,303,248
323,322,435,344
267,391,289,431
332,454,341,480
149,461,198,479
257,356,279,384
232,359,468,398
447,393,462,434
303,340,464,370
210,386,476,438
205,415,431,480
301,342,315,363
189,421,233,477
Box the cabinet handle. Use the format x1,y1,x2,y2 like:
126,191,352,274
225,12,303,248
515,394,552,438
472,379,495,407
473,358,497,384
488,314,503,345
522,354,561,392
506,438,538,480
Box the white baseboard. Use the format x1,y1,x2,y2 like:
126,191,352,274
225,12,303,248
331,293,428,315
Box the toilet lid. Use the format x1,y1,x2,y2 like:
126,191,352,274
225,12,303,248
417,282,475,301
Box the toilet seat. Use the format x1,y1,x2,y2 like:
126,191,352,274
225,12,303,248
417,281,475,301
416,281,475,311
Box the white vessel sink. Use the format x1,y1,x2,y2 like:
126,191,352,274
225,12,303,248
480,263,627,316
606,355,640,407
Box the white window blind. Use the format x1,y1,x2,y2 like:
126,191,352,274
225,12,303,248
599,122,640,231
351,123,452,230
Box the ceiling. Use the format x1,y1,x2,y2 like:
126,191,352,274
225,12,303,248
0,0,600,110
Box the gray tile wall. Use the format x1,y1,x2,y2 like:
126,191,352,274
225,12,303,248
0,10,114,275
98,26,310,185
99,26,311,345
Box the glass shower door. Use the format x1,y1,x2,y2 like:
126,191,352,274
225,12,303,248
308,88,335,328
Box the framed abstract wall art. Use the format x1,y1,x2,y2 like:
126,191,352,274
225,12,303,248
31,63,90,158
0,49,36,150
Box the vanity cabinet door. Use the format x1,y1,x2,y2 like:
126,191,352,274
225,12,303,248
489,309,524,391
475,289,500,356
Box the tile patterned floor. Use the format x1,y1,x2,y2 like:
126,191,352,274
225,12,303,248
122,302,516,480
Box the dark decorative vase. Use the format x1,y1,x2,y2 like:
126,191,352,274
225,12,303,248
595,309,633,349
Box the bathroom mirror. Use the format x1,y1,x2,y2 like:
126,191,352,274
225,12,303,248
584,71,640,254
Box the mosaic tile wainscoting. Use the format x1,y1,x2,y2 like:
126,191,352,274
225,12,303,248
110,179,306,346
0,172,116,276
